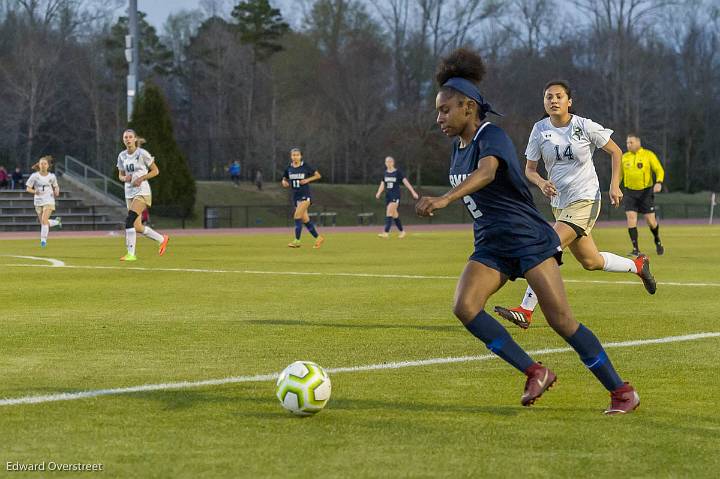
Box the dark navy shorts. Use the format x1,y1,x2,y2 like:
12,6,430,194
385,197,400,206
294,196,312,207
469,245,563,281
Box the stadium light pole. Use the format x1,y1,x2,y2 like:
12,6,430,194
126,0,139,122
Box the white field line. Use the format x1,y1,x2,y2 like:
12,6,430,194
2,255,65,267
0,332,718,408
3,262,720,287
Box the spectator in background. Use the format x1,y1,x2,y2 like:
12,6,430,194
622,133,665,256
0,166,8,189
11,166,24,189
255,169,263,191
228,160,241,186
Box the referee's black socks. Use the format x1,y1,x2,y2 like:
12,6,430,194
628,227,639,250
650,224,661,244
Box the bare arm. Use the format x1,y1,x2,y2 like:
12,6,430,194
300,171,321,185
525,160,557,198
281,178,289,188
26,185,35,195
375,181,385,199
146,162,160,180
601,139,623,207
402,178,419,200
416,156,499,216
118,169,130,183
132,162,159,187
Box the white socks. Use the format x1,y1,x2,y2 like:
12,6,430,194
126,227,162,255
519,252,637,312
600,252,637,273
48,219,59,227
125,228,136,255
520,286,539,311
142,226,164,243
40,225,49,242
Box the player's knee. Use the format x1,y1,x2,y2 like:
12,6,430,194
580,256,603,271
452,298,484,324
125,210,139,229
546,311,576,336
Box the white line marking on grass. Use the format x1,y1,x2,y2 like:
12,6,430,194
1,332,718,408
562,278,720,287
3,255,65,267
3,263,720,287
2,263,456,280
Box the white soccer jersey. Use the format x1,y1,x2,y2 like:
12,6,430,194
117,148,154,199
525,115,613,209
26,172,58,206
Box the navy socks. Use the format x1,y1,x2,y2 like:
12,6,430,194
464,311,535,373
304,222,319,238
383,216,403,232
294,219,302,240
565,324,623,391
384,216,392,233
464,315,623,391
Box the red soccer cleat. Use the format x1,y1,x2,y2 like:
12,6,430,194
521,363,557,407
158,235,170,256
604,382,640,415
633,254,656,294
494,305,534,329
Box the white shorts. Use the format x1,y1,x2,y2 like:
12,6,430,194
35,204,55,215
126,195,152,210
552,199,601,236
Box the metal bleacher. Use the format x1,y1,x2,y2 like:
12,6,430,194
0,156,124,231
0,189,119,231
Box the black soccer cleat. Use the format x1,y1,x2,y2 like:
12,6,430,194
633,254,656,295
655,243,664,255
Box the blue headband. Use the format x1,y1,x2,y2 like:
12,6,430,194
443,77,502,116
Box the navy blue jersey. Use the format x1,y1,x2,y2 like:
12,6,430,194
383,169,405,200
450,122,559,259
283,162,316,199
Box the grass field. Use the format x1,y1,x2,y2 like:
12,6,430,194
1,225,719,478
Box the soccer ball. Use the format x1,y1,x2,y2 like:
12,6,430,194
275,361,332,416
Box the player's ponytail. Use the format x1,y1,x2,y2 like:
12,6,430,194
435,48,486,87
123,129,146,148
31,155,53,171
436,48,500,120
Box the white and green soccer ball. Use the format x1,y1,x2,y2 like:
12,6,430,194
275,361,332,416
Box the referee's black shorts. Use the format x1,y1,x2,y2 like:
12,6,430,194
623,187,655,214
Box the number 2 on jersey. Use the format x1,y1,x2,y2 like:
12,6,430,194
462,195,483,218
554,145,574,161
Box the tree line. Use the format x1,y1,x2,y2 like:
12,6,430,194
1,0,718,193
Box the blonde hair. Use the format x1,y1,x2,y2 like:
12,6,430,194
31,155,53,171
124,129,147,147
